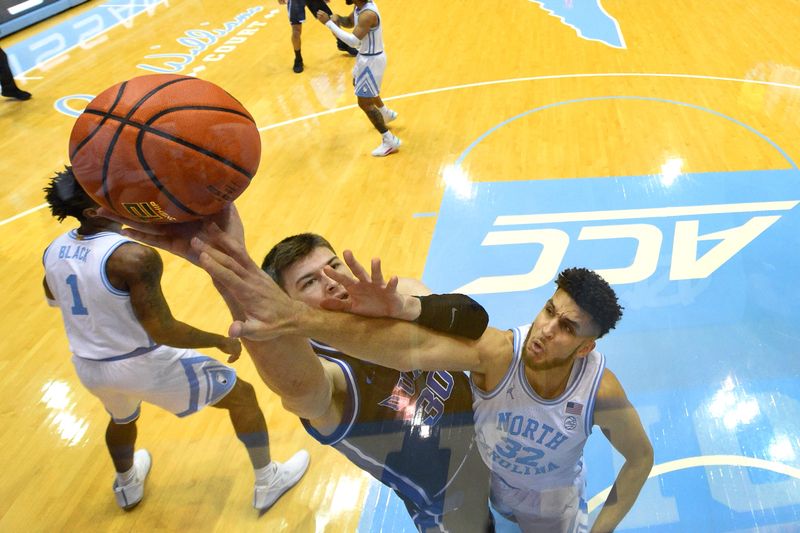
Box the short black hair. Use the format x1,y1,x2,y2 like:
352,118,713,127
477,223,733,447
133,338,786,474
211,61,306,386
261,233,336,289
555,267,623,338
43,166,96,223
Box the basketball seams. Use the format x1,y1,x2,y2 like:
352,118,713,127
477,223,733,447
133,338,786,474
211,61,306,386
69,82,129,161
134,135,201,217
81,108,257,179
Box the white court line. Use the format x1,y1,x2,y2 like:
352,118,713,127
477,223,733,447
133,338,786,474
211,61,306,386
494,200,800,225
587,454,800,513
0,203,48,227
5,72,800,227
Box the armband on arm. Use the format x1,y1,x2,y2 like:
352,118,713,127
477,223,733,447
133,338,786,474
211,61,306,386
325,20,361,48
413,294,489,340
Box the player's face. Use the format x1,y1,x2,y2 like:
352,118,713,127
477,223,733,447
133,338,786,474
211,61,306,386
282,247,352,308
522,289,597,371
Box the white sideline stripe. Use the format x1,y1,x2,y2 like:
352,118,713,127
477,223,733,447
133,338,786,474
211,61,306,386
587,454,800,513
0,203,47,227
494,200,800,225
5,72,800,227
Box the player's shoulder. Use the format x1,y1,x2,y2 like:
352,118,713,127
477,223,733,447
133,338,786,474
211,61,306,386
106,241,161,276
594,368,630,412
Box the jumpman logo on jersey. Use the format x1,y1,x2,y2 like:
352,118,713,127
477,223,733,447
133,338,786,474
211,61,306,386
507,384,515,399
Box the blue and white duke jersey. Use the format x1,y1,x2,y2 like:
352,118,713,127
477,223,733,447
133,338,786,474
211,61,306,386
355,1,384,56
43,230,157,361
471,325,606,492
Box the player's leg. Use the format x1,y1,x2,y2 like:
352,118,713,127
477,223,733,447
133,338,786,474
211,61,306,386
211,377,310,512
438,447,495,532
287,0,305,72
0,47,31,100
71,355,151,510
353,55,399,156
105,416,153,511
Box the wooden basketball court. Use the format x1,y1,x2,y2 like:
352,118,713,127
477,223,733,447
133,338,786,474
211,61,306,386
2,1,799,531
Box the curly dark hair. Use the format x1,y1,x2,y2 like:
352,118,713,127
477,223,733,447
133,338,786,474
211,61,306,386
261,233,336,289
555,267,623,338
43,166,96,222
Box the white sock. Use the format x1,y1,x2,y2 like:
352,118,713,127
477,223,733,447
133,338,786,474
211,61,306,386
382,130,393,141
255,462,278,485
116,465,135,485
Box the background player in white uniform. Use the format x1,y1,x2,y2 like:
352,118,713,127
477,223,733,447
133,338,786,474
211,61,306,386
41,168,309,513
316,0,401,157
194,238,655,532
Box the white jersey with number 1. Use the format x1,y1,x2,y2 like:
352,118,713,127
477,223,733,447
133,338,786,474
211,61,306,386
43,229,157,361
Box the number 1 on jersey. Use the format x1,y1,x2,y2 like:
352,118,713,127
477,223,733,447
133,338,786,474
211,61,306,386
65,274,89,315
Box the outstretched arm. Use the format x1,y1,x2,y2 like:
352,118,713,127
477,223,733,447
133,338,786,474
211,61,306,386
591,370,654,533
105,242,242,361
320,250,489,339
193,228,501,374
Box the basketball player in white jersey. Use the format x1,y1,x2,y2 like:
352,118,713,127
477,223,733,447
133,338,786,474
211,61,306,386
192,240,654,532
41,168,309,513
316,1,401,157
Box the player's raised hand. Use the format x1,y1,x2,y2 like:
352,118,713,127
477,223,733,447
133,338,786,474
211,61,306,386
192,223,308,341
320,250,414,319
94,204,244,266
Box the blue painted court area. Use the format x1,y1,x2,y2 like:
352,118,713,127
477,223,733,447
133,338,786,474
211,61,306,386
412,168,800,531
529,0,626,49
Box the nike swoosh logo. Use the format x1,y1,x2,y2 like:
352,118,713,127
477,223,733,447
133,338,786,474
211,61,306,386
449,308,457,328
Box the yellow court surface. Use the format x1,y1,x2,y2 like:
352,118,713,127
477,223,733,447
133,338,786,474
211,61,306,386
2,1,800,531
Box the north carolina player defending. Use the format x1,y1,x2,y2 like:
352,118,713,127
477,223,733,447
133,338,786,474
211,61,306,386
316,0,401,157
41,168,309,513
278,0,358,74
196,239,654,532
110,212,495,532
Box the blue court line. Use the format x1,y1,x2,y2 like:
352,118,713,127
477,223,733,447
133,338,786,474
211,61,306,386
454,96,799,172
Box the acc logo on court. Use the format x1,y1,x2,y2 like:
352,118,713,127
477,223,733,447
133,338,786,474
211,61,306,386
455,199,799,294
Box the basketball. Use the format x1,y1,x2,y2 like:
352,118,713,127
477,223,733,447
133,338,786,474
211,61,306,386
68,74,261,223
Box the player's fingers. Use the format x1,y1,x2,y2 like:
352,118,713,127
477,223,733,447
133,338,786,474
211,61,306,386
323,265,355,287
343,249,370,282
198,250,251,297
386,275,399,292
229,320,245,339
205,222,256,272
193,236,251,280
371,257,385,286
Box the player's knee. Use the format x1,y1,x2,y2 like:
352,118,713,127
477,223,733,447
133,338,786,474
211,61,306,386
228,378,258,406
291,25,302,37
357,98,374,111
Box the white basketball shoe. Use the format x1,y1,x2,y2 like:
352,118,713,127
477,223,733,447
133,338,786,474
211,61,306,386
371,133,401,157
253,450,311,512
113,449,152,510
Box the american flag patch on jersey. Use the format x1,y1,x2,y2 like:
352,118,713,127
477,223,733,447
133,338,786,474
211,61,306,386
566,401,583,415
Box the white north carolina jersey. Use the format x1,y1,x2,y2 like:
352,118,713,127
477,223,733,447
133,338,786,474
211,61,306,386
471,325,606,492
43,229,157,361
355,2,384,56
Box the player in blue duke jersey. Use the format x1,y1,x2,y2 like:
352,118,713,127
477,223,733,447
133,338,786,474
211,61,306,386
42,168,309,513
111,208,495,532
193,229,655,533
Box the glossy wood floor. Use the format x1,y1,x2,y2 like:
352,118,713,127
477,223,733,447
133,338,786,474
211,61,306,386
1,1,800,531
